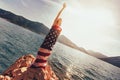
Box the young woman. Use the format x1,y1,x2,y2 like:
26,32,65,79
30,3,66,69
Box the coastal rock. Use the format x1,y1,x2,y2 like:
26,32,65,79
0,54,58,80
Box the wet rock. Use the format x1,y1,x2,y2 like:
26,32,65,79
0,54,58,80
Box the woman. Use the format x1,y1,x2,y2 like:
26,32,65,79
30,3,66,69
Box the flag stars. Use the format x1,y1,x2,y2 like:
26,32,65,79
40,28,60,50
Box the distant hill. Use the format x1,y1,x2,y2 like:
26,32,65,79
58,35,107,58
0,8,107,59
100,56,120,68
0,8,49,36
86,50,107,58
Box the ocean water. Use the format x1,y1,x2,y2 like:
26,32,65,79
50,43,120,80
0,18,120,80
0,18,43,72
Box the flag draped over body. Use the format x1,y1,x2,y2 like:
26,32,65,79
30,3,66,69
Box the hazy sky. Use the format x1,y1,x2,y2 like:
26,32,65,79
0,0,120,57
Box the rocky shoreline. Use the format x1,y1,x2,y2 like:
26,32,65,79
0,54,58,80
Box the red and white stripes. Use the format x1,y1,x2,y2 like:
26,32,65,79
31,48,51,68
30,25,62,69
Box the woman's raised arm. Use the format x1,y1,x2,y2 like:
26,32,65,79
53,3,66,26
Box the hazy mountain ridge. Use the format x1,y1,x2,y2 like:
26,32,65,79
0,8,49,35
58,35,107,58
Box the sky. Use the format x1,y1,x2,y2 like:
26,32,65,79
0,0,120,57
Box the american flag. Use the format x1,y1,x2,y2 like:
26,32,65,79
30,25,62,69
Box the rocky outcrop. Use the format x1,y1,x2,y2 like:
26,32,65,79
0,54,58,80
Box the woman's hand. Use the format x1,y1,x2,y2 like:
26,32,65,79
52,3,66,26
63,3,66,9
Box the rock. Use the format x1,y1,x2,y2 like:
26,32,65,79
1,54,58,80
0,75,11,80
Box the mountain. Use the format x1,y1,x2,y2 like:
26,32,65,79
86,50,107,58
0,8,49,36
100,56,120,68
58,35,107,58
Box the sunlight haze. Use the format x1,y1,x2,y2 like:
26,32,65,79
0,0,120,57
